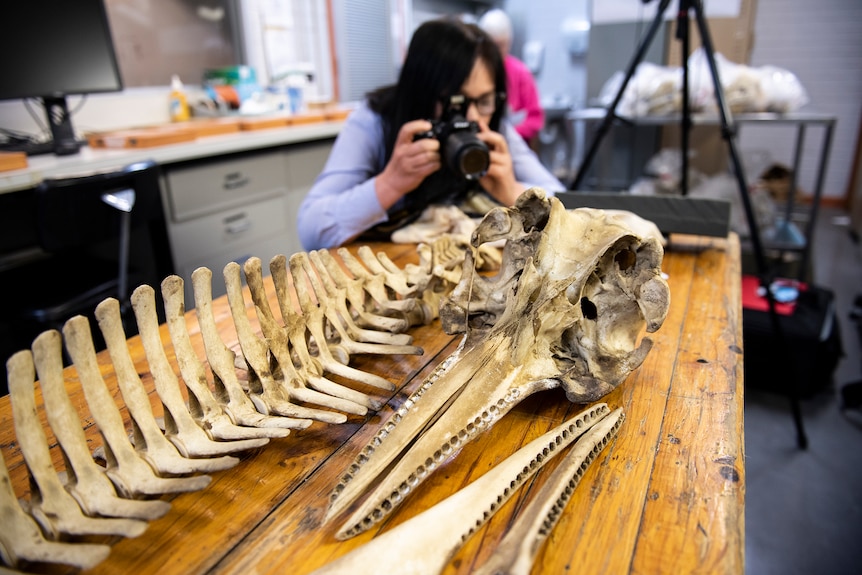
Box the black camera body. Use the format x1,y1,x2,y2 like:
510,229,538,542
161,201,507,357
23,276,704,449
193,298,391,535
414,95,490,181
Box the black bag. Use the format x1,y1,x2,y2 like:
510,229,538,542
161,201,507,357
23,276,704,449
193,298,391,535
742,279,844,398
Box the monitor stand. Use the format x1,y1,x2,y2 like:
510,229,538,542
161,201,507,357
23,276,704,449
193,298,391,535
43,96,82,156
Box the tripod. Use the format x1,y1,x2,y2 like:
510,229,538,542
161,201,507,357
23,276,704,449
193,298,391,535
571,0,808,448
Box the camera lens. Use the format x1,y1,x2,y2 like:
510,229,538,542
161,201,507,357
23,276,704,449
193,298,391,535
445,132,490,180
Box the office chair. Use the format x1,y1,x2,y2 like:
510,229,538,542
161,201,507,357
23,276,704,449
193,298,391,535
2,160,169,367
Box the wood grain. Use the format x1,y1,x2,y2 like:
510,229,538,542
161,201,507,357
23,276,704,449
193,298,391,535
0,236,743,575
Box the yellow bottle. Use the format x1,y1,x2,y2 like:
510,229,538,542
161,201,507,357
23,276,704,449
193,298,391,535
169,74,190,122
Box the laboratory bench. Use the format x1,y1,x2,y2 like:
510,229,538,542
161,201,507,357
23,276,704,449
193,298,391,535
0,235,745,574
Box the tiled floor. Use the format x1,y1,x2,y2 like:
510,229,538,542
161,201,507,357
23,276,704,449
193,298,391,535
744,207,862,575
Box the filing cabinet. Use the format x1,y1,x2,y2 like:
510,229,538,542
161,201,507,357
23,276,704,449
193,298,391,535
166,150,288,222
160,140,333,306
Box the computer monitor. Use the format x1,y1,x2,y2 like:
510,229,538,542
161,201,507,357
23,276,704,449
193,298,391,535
1,0,123,156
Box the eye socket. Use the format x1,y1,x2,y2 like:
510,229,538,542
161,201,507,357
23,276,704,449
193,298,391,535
580,297,598,320
615,248,636,271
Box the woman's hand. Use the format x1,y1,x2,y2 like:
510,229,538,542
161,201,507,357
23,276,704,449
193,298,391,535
375,120,441,209
476,120,524,206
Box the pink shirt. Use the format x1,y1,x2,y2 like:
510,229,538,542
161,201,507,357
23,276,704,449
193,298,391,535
504,55,544,141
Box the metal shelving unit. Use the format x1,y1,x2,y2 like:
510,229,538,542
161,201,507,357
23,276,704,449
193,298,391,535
566,108,837,280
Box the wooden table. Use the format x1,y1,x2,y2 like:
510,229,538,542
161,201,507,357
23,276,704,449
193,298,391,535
0,235,744,575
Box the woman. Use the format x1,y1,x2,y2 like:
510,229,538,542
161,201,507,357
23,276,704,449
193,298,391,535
478,9,545,144
297,18,563,251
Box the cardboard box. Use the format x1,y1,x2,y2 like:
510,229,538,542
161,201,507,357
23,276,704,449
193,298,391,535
287,111,327,126
185,117,243,138
0,151,27,172
88,126,196,149
238,115,292,131
661,0,758,175
664,12,757,68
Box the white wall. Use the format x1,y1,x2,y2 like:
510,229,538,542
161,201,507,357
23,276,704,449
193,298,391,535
738,0,862,200
501,0,591,109
497,0,861,201
0,0,333,140
5,0,858,203
0,88,182,139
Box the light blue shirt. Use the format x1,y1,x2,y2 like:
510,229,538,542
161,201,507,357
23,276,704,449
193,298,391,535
297,102,564,251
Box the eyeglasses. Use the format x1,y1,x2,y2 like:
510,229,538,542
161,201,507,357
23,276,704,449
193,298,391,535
447,92,504,116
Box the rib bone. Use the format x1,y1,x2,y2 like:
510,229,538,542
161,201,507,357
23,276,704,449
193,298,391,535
63,315,211,497
6,348,147,539
131,284,268,457
336,247,424,321
312,405,622,574
356,245,419,299
308,250,416,346
0,444,110,570
306,248,410,336
160,275,282,442
31,330,169,521
95,298,236,475
222,261,347,423
190,266,307,432
269,253,394,392
242,256,378,415
293,251,423,356
287,253,398,390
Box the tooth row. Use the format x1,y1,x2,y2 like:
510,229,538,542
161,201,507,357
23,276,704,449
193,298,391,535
328,341,465,505
461,404,614,546
339,394,598,542
538,413,625,537
308,403,620,575
472,408,624,575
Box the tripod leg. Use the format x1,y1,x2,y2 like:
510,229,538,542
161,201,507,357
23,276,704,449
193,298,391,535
571,0,673,190
798,121,835,281
691,0,808,449
677,0,691,195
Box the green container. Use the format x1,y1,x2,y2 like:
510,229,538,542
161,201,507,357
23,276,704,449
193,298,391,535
203,65,257,86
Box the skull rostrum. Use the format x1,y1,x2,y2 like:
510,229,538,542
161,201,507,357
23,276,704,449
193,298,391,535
326,187,670,539
440,187,670,403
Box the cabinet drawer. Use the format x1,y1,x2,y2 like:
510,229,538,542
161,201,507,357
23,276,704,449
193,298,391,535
285,141,332,194
169,195,289,268
284,142,332,247
166,151,287,221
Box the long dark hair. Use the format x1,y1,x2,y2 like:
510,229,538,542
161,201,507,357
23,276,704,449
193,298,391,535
368,17,507,161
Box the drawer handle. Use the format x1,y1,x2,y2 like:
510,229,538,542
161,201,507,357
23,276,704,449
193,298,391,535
223,172,250,190
224,213,251,235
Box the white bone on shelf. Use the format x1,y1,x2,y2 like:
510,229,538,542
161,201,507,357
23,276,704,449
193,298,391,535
566,108,837,279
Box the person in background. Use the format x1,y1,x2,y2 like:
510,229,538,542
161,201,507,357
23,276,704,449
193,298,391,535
297,17,563,251
478,9,544,147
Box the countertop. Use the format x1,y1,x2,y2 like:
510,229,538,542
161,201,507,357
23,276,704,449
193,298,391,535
0,120,344,195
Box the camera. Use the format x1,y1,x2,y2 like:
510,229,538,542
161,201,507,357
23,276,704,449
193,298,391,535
414,95,490,181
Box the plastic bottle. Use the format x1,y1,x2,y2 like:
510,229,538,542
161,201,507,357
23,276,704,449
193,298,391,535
169,74,190,122
286,73,307,114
